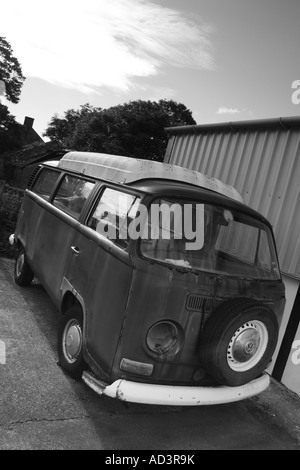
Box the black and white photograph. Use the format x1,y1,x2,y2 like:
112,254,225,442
0,0,300,453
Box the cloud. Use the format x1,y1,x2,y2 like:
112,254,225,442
1,0,214,93
217,107,241,115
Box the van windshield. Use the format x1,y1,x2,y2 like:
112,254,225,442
140,199,280,280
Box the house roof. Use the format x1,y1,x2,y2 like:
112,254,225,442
7,141,67,168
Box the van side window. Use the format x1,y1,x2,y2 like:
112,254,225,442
87,188,140,249
32,169,60,200
53,175,95,220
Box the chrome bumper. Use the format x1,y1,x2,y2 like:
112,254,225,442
82,371,270,406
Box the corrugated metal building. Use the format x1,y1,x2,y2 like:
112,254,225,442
164,116,300,396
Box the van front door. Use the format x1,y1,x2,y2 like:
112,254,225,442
64,187,140,378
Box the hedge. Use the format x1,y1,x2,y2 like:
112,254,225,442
0,183,24,257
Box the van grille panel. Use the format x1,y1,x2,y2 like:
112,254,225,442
186,294,222,313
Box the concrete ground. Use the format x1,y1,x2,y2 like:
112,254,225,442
0,256,300,450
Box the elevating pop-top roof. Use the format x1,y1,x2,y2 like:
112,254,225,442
56,151,244,203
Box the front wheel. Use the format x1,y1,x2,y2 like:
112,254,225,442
199,299,279,387
57,306,86,379
14,247,34,286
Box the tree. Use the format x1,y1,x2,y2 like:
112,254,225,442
0,104,17,152
0,37,26,152
44,99,196,161
0,37,25,104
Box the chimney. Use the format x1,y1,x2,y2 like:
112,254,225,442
24,116,34,129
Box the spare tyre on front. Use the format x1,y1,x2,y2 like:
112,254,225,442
199,298,279,387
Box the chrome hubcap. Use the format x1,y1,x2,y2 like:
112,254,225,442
63,319,82,364
227,320,268,372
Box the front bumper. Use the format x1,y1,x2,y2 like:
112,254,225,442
82,371,270,406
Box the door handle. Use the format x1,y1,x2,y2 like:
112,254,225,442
71,246,80,255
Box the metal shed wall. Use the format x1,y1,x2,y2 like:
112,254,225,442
164,117,300,280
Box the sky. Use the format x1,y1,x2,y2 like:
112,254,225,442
1,0,300,137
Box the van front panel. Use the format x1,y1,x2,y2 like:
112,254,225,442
111,258,285,385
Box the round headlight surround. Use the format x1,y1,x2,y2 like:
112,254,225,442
146,320,183,358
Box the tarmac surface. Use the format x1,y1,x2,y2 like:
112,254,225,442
0,256,300,451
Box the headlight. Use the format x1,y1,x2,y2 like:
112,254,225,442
146,321,182,356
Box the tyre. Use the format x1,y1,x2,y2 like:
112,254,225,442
199,299,278,387
57,305,86,379
14,247,34,286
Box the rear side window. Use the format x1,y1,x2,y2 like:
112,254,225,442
87,187,140,249
53,175,95,219
32,169,60,200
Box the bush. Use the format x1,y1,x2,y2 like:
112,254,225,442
0,184,24,257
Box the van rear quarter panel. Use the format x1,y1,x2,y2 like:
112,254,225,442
15,191,80,305
32,206,79,303
15,192,45,263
